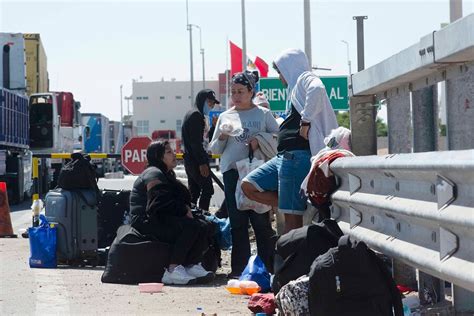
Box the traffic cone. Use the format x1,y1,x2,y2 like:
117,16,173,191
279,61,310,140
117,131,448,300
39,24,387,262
0,182,17,238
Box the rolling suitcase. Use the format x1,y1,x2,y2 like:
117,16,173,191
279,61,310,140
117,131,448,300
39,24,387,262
45,188,99,265
97,189,131,248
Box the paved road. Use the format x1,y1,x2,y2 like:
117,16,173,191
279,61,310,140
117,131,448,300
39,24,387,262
1,176,248,316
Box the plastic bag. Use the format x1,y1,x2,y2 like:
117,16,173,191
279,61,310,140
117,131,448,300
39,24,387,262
240,255,271,292
205,215,232,250
235,156,271,214
219,114,243,137
28,214,57,268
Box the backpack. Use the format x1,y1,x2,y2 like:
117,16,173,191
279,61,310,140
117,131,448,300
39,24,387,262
308,236,403,316
57,153,99,192
272,219,343,294
306,151,347,207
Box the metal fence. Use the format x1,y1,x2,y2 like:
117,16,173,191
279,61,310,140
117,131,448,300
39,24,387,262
330,150,474,311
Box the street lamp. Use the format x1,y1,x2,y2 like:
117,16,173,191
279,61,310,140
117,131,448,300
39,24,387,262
341,40,352,89
241,0,247,69
186,0,194,106
120,84,123,122
304,0,312,67
190,24,205,89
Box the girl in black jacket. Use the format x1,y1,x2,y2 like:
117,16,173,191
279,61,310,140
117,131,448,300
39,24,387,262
133,140,213,285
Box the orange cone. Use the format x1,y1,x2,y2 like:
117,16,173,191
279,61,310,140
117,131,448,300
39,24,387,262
0,182,17,238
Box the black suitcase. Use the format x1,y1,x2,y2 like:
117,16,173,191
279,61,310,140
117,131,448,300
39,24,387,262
45,188,99,265
97,189,131,248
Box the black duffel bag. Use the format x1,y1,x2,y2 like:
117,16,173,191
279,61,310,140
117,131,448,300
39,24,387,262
57,153,99,191
101,225,170,284
272,219,343,294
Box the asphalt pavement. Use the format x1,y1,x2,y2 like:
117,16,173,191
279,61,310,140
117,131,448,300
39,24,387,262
0,175,247,316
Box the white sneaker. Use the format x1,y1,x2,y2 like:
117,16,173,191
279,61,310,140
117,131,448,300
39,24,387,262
186,263,213,278
162,265,196,285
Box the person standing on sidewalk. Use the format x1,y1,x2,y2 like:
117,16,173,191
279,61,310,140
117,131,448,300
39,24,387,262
242,48,338,234
210,71,279,278
182,89,220,212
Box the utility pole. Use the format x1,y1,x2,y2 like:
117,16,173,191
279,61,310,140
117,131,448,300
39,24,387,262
353,15,368,72
304,0,312,67
191,24,205,89
241,0,247,71
341,40,352,90
450,0,462,22
186,0,194,106
119,84,123,122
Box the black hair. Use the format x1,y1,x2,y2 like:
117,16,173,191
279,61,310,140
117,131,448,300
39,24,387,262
232,70,260,97
146,139,191,202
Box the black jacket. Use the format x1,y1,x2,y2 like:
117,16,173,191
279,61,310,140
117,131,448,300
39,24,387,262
181,89,212,166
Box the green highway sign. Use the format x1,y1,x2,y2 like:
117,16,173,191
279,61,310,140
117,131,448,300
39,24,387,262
259,76,349,112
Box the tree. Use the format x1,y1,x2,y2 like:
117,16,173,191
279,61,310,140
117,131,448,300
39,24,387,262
376,118,388,137
336,111,350,129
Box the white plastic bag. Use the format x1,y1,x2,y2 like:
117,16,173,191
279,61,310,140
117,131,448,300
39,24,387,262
235,157,271,214
219,114,243,137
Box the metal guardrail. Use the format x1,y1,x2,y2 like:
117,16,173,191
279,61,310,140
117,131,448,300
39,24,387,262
329,150,474,293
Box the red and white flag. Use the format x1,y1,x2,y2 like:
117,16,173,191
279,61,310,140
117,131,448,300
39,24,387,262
230,41,268,78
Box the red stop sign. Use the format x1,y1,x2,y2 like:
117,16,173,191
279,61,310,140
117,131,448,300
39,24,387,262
121,136,152,175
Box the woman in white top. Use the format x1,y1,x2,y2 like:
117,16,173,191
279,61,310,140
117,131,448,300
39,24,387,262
210,71,279,278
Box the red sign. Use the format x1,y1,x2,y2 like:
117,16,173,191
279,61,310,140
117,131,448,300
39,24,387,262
121,136,152,175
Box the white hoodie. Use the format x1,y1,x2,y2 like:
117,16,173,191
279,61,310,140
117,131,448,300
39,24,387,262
274,48,339,155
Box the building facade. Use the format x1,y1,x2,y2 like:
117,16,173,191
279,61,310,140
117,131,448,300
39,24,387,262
132,80,225,139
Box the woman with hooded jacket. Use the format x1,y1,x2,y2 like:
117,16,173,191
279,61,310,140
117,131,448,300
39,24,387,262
130,140,213,285
242,49,338,234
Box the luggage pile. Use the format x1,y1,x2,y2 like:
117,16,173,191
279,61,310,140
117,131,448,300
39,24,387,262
268,220,403,316
30,153,130,267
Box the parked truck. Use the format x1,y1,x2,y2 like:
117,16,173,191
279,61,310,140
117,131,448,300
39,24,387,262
82,113,111,176
23,33,49,96
0,87,33,203
0,34,33,203
29,91,81,189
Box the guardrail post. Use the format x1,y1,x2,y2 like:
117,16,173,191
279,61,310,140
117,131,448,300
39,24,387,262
386,86,418,290
453,286,474,314
412,85,445,306
412,86,438,152
387,86,412,154
349,95,376,155
446,65,474,313
446,65,474,150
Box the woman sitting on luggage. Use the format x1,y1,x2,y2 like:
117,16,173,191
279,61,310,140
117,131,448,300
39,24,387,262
130,140,213,285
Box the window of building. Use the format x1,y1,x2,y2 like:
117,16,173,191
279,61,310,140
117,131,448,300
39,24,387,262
160,120,166,124
175,96,182,100
143,96,148,100
160,96,165,100
136,96,142,100
136,120,149,134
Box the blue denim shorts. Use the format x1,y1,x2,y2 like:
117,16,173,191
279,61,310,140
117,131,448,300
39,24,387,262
243,150,311,215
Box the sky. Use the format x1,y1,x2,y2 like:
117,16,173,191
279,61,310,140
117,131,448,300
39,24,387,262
1,0,473,121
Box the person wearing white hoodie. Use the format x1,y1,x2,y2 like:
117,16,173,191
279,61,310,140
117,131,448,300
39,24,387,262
242,49,338,233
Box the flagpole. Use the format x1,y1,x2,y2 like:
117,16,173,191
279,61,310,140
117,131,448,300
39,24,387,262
226,37,229,109
241,0,247,71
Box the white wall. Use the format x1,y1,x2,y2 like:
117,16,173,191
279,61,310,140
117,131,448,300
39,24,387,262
132,80,220,138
